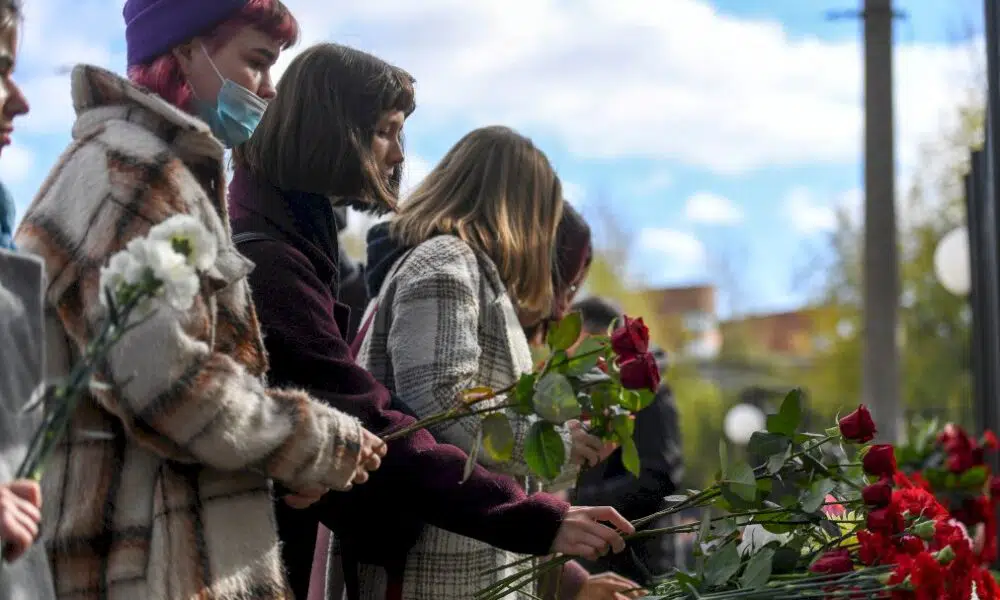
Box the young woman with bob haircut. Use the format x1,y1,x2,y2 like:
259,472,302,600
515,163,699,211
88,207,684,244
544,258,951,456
15,2,385,598
227,43,634,600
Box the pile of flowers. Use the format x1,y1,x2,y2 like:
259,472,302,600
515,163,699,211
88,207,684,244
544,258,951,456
383,312,661,480
895,419,1000,566
475,397,1000,599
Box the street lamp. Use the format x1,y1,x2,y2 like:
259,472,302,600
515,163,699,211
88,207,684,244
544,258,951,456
723,403,766,446
933,227,971,296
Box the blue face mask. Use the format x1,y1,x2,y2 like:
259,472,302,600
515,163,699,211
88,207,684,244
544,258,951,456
194,45,267,148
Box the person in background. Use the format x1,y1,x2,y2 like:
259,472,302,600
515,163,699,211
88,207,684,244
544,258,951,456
524,204,647,600
0,3,53,598
14,2,386,598
333,206,370,342
570,296,685,585
228,44,633,600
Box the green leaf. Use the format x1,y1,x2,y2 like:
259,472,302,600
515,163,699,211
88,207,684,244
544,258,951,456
958,465,989,489
747,432,792,475
704,542,741,588
710,518,738,538
523,421,566,480
620,435,640,477
771,545,801,574
620,388,655,412
721,460,757,504
739,547,775,589
533,373,582,424
481,413,515,462
766,389,803,436
565,336,605,377
462,427,483,483
798,478,836,514
513,374,536,415
547,311,583,351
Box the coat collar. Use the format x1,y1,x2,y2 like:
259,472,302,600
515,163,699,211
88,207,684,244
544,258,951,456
228,167,342,288
70,64,223,167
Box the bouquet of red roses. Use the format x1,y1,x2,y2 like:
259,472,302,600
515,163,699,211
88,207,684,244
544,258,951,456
475,399,1000,599
895,419,999,565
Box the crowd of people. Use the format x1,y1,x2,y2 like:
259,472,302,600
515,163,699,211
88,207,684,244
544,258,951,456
0,1,683,599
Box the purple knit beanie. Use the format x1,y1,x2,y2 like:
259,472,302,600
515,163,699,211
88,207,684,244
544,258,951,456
124,0,248,67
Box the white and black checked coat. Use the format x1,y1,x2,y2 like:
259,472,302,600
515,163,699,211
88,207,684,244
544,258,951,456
350,235,579,599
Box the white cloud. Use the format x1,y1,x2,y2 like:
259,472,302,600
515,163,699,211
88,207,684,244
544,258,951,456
629,171,673,197
684,191,743,225
562,181,588,207
0,145,35,185
638,228,706,266
784,187,838,234
264,0,979,174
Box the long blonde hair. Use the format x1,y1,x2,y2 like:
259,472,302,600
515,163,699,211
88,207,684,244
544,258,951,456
391,125,564,316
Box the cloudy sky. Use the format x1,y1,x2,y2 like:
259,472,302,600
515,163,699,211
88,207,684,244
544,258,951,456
5,0,984,316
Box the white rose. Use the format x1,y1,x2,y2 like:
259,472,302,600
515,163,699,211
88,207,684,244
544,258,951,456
147,215,218,272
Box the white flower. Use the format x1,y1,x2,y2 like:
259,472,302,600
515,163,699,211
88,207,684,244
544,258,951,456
737,524,790,557
98,249,143,308
126,237,200,312
148,215,217,272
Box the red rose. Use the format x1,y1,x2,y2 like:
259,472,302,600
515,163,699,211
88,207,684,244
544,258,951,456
809,549,853,574
618,352,661,392
867,505,904,534
899,535,926,555
862,444,897,478
862,478,892,508
610,316,649,360
858,530,896,566
893,488,948,522
838,405,877,443
983,430,998,450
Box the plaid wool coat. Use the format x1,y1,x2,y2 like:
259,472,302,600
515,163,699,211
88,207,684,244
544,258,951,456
350,235,578,599
14,65,365,600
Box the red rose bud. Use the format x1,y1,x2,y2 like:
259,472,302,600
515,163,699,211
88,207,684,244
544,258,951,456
983,430,998,450
619,352,661,392
838,405,877,443
862,478,893,508
862,444,897,478
596,356,608,373
610,316,650,360
809,549,854,574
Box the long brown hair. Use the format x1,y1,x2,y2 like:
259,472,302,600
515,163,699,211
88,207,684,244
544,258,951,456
233,43,415,213
391,125,564,315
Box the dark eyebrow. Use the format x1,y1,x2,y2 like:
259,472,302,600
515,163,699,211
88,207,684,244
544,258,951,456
249,47,277,64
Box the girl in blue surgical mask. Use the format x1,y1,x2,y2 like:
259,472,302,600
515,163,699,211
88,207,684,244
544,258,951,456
13,2,389,598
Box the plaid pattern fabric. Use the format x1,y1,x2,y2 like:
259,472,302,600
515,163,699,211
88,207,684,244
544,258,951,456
15,65,364,600
349,235,577,599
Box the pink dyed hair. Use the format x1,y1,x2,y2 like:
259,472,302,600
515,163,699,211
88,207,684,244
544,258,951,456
126,0,298,113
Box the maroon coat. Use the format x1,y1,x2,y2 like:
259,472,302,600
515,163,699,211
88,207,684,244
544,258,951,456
227,168,568,597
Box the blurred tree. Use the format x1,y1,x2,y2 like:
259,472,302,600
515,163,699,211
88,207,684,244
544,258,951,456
799,94,983,429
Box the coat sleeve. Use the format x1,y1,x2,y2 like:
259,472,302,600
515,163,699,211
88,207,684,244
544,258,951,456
239,238,570,555
14,151,363,493
386,239,577,480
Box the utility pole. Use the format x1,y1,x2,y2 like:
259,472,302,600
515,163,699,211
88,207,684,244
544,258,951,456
829,0,903,442
862,0,901,443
